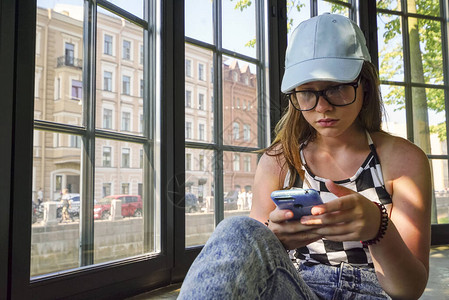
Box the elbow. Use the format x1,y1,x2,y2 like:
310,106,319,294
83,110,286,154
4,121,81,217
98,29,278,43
383,270,428,300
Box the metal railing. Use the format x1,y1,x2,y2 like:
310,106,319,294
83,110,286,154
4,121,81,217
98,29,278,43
56,55,83,69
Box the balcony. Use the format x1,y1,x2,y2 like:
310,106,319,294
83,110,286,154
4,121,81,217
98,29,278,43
56,55,83,69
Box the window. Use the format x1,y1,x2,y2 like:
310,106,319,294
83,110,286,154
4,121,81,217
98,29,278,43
122,40,131,60
243,124,250,141
140,79,144,97
199,124,205,141
198,63,205,80
121,112,131,131
185,90,192,107
244,156,251,172
198,93,205,110
186,153,192,170
211,96,214,112
140,149,143,168
104,34,113,55
121,183,130,194
185,121,192,139
199,154,205,171
103,183,111,197
122,75,131,95
140,44,143,64
103,108,113,129
71,80,82,100
70,135,81,148
121,148,130,168
139,113,144,133
65,42,75,66
185,59,192,77
103,147,111,167
233,154,240,171
104,71,112,91
233,122,240,140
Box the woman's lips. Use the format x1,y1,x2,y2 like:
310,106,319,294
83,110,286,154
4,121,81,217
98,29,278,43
317,118,338,127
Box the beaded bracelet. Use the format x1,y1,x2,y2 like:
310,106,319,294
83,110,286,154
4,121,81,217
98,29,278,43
361,202,389,246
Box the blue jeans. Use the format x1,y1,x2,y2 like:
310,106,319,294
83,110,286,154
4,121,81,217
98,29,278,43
178,216,390,299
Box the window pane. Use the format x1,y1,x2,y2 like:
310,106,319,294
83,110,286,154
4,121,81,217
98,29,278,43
318,1,350,17
409,17,443,85
106,0,143,19
222,0,256,58
185,44,214,143
31,131,82,277
94,140,146,263
381,85,407,138
185,149,215,247
35,2,84,126
96,10,144,136
223,151,257,217
411,0,440,17
223,57,258,147
378,13,404,82
185,0,213,44
376,0,400,11
286,2,310,41
432,159,449,224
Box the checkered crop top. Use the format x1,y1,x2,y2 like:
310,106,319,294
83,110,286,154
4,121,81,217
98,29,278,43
285,132,392,268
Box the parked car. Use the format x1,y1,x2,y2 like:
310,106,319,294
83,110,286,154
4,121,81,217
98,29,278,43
55,193,80,218
223,190,238,210
94,195,142,220
185,193,199,213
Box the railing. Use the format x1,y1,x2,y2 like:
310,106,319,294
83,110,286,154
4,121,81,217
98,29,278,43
56,55,83,69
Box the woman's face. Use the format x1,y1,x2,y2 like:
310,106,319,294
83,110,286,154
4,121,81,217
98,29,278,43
295,80,364,138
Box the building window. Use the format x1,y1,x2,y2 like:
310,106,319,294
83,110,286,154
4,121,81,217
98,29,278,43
139,114,144,133
122,111,131,131
103,183,112,197
140,149,143,168
103,146,111,167
244,156,251,172
233,154,240,171
185,90,192,107
140,79,144,97
122,40,131,60
103,108,113,129
104,71,112,91
104,34,113,55
243,124,250,141
185,59,192,77
199,124,205,141
233,122,240,140
121,183,130,194
211,96,214,112
69,135,81,148
186,153,192,170
122,148,130,168
199,154,205,171
71,80,82,100
198,93,205,110
140,44,143,64
186,122,192,139
65,42,75,65
198,63,205,81
210,66,214,83
122,75,131,95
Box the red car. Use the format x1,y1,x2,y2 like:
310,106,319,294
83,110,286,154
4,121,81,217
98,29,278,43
94,195,142,220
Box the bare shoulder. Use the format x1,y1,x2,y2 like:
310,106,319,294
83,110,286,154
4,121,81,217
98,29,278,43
256,148,287,184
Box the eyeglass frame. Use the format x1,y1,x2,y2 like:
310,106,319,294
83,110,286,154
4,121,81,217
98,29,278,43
285,77,362,111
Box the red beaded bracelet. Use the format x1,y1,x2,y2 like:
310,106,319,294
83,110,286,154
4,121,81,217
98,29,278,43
361,202,389,246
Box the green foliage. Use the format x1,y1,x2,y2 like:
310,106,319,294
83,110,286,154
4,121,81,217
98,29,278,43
231,0,252,11
430,122,447,141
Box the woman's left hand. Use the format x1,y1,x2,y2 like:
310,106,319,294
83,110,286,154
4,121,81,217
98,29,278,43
300,179,382,242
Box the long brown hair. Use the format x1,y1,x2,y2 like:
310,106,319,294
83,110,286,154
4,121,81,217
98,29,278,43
265,61,384,188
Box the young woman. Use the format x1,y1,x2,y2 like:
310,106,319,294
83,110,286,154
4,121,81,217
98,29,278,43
178,14,431,299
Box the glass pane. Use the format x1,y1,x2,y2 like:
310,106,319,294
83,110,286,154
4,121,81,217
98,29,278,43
411,87,446,155
94,139,145,263
185,44,214,143
35,1,84,126
381,85,407,138
378,13,403,82
185,0,213,44
96,9,145,136
432,159,449,224
412,0,440,17
409,17,443,85
106,0,143,19
222,56,258,147
222,0,256,58
286,1,310,40
185,149,215,247
318,1,350,17
31,131,82,277
377,0,400,11
223,151,257,217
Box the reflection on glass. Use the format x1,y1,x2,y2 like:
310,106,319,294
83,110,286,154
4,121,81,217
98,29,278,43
222,0,256,58
222,56,258,147
223,151,257,218
376,0,399,11
185,0,213,44
96,10,145,136
409,17,443,85
185,149,215,247
431,159,449,224
94,139,144,263
35,2,84,126
185,44,215,143
318,1,349,17
381,85,407,138
31,131,82,277
106,0,143,19
378,13,403,82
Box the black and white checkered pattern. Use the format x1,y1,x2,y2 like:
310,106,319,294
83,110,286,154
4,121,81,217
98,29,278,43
285,132,392,267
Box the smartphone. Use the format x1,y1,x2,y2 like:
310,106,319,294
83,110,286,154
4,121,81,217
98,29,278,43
271,188,323,220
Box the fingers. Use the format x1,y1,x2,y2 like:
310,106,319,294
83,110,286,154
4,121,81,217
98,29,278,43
269,207,294,223
325,179,355,197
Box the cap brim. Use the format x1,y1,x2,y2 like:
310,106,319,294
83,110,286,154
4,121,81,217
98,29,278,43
281,58,364,93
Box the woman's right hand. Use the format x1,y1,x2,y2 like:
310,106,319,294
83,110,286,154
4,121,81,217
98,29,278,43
268,207,323,250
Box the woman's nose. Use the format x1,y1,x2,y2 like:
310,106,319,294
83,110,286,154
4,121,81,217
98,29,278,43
314,95,333,113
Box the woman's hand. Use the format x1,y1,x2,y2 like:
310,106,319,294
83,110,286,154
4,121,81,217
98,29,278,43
300,179,382,242
268,207,323,250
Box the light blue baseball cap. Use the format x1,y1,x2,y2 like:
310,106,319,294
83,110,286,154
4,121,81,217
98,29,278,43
281,13,371,93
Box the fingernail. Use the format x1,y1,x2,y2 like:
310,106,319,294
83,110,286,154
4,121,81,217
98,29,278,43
285,211,293,218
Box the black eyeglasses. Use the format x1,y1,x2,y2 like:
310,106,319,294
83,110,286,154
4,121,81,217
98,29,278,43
286,78,361,111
